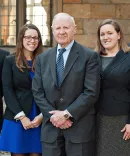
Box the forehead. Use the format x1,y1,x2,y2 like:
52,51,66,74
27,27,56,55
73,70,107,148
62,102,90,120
53,16,73,27
100,24,116,32
24,29,38,36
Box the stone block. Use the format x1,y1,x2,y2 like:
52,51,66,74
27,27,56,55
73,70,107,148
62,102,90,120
76,30,83,34
83,19,102,34
116,20,130,34
124,35,130,44
75,18,83,34
63,0,81,3
63,4,91,18
116,5,130,19
75,34,97,48
91,4,115,18
111,0,130,4
83,0,111,3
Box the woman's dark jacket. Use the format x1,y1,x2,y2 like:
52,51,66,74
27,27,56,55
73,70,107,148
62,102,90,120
2,54,38,120
96,50,130,123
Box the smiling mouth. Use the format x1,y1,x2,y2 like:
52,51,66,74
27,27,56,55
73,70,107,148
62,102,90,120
104,41,110,44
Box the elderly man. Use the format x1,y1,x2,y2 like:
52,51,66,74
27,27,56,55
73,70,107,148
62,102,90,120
32,13,100,156
0,49,9,131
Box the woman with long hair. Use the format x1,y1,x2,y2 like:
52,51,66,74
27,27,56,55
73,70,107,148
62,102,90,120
0,24,43,156
95,19,130,156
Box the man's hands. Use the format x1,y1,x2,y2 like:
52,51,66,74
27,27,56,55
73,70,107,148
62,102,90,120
49,110,73,129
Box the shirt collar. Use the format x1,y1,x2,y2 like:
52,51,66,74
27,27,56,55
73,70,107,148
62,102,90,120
57,40,74,51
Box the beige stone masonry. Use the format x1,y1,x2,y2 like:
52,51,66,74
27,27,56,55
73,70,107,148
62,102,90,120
75,18,83,34
83,19,102,34
124,35,130,44
111,0,130,4
63,0,81,3
116,5,130,19
75,34,97,48
83,0,111,3
63,4,91,18
116,20,130,34
91,4,115,18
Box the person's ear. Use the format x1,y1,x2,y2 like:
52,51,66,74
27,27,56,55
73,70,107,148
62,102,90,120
118,31,121,40
51,26,54,35
74,25,77,34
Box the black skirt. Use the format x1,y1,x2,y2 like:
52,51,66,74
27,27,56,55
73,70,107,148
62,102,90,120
96,113,130,156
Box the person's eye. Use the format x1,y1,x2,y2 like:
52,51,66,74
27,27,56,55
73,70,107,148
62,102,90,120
34,37,39,40
108,32,112,35
56,27,60,30
100,33,104,36
26,36,32,39
64,26,68,29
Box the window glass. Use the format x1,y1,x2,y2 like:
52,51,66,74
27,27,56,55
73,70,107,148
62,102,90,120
0,0,16,46
0,0,51,47
26,0,51,46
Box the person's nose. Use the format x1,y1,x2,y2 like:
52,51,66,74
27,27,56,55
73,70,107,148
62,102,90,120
30,38,35,42
59,28,65,34
104,34,108,39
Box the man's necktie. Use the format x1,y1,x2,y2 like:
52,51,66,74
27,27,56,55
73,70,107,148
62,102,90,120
56,48,66,87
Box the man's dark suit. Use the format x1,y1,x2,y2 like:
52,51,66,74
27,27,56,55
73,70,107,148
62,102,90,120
32,41,100,156
0,49,9,131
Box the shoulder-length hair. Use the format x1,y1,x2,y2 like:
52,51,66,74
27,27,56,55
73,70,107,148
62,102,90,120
15,23,43,72
95,19,130,54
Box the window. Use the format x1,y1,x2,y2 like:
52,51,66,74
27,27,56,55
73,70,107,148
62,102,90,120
26,0,51,46
0,0,16,46
0,0,51,47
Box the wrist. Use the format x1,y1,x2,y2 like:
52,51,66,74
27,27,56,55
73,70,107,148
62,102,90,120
63,110,70,120
19,116,26,121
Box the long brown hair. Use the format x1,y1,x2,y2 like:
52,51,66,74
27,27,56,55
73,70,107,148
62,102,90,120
95,19,130,54
15,24,43,72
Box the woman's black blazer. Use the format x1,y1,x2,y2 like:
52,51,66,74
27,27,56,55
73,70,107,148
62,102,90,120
2,54,35,120
96,50,130,123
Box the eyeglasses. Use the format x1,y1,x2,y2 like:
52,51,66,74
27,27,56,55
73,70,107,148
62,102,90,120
24,36,39,42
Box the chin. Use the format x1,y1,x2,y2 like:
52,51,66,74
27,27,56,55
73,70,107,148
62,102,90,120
28,49,35,52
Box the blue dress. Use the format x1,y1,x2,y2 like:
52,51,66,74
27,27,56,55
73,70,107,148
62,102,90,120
0,61,42,153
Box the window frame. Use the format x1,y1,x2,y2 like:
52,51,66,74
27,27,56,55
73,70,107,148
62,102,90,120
0,0,52,47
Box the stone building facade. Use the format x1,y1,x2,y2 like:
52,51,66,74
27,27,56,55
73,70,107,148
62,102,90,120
55,0,130,48
1,0,130,50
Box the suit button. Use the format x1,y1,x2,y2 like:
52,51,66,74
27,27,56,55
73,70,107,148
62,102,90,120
60,98,64,102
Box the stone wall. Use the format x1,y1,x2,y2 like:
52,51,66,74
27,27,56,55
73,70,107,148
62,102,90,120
56,0,130,48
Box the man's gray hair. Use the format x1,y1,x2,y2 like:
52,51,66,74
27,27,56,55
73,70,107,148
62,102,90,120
52,13,75,27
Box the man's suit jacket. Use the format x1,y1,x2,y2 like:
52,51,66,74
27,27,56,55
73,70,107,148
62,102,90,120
0,49,9,130
97,50,130,123
32,41,100,143
2,54,36,120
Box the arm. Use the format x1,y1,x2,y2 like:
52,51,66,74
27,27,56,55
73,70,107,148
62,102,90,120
0,50,9,97
67,52,100,121
2,56,33,129
32,55,55,118
2,56,23,116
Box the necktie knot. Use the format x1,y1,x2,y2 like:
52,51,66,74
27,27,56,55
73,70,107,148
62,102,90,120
58,48,66,55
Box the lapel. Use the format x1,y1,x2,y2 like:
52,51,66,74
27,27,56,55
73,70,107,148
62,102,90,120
49,42,79,88
49,47,57,86
22,61,32,82
101,50,127,77
23,68,32,82
62,41,79,84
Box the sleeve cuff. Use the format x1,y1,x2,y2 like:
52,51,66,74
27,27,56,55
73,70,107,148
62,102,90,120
65,109,72,117
14,111,25,120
